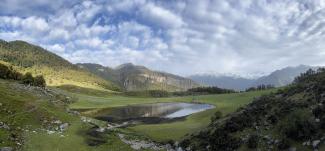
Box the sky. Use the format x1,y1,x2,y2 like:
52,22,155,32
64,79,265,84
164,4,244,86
0,0,325,77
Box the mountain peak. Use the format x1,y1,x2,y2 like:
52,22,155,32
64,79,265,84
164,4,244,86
115,63,134,69
115,63,148,71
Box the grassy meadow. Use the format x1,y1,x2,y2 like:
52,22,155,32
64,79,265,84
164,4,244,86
69,88,276,142
0,79,134,151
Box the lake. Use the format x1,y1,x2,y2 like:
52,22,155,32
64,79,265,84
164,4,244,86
94,102,215,124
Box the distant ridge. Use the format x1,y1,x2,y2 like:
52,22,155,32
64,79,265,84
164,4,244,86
0,39,119,91
78,63,200,91
189,65,318,91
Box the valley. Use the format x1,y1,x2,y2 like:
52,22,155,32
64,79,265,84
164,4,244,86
0,74,272,150
1,39,324,151
67,87,274,142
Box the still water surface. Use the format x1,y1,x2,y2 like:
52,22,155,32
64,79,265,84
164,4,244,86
95,102,215,123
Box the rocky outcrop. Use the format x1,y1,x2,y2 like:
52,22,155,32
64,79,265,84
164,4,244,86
78,63,199,91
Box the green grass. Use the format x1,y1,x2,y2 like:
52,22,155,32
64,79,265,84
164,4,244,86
69,89,275,142
0,79,133,151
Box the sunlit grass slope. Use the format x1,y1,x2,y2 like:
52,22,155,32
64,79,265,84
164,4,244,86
0,40,119,91
0,79,132,151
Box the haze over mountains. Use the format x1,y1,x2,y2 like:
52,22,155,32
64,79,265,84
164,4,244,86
77,63,199,91
189,65,318,91
0,39,318,92
0,39,198,92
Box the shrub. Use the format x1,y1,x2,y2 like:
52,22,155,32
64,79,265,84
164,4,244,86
279,110,317,140
22,72,34,85
277,139,290,150
0,63,22,80
211,111,222,122
148,90,169,97
33,75,46,87
0,63,10,79
313,106,325,118
247,134,259,148
209,128,241,151
320,117,325,129
268,114,278,124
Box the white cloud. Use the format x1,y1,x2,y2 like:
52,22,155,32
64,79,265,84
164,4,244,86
1,0,325,76
140,3,184,28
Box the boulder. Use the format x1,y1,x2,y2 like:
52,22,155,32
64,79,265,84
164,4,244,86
289,147,296,151
0,147,13,151
312,140,321,148
59,123,69,131
52,120,62,124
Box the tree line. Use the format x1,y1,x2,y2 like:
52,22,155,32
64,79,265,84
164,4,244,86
245,84,275,92
0,63,46,87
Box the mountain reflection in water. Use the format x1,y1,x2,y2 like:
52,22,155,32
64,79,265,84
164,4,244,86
94,102,215,123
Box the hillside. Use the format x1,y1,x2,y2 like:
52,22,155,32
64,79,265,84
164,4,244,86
253,65,318,87
0,40,119,91
189,74,255,91
77,63,121,86
181,68,325,151
78,63,199,91
189,65,316,91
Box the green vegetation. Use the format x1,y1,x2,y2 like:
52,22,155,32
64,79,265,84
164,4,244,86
181,68,325,150
187,86,235,94
21,73,46,87
245,84,275,92
0,79,133,151
69,89,274,141
0,40,119,91
124,90,170,97
0,62,22,80
0,62,46,87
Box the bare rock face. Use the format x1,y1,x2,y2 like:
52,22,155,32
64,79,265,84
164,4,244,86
78,63,199,91
116,63,199,91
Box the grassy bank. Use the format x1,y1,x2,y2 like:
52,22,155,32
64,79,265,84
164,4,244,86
69,89,275,142
0,79,133,151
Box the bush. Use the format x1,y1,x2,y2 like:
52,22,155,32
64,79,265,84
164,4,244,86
277,139,290,150
188,86,235,94
21,72,46,88
313,106,325,118
320,117,325,129
0,63,10,79
33,75,46,87
209,128,241,151
268,114,278,124
247,134,259,149
0,63,22,80
279,110,317,140
22,72,34,85
148,90,169,97
211,111,223,122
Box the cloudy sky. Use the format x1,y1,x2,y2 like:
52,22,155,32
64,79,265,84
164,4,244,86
0,0,325,77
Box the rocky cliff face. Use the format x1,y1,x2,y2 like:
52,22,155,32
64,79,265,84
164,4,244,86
116,63,199,91
78,63,199,91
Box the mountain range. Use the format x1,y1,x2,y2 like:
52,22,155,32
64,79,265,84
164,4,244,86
0,39,119,91
0,39,198,92
0,39,317,92
77,63,199,91
189,65,318,91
